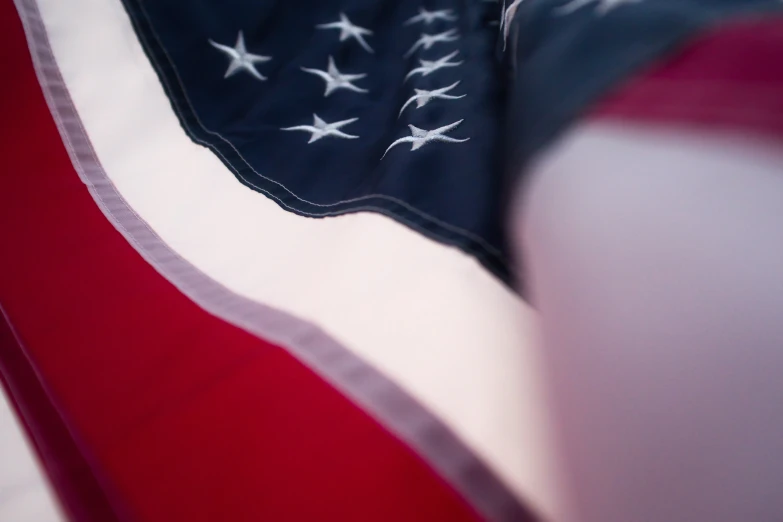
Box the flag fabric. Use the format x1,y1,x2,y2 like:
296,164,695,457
512,16,783,522
122,0,513,282
0,388,63,521
1,0,782,521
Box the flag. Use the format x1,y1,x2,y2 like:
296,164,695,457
1,0,781,520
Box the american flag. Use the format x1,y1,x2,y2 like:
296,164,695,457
2,0,782,520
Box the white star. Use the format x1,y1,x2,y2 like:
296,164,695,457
554,0,642,16
209,31,272,81
282,114,359,143
301,56,368,97
404,8,457,26
317,12,374,53
404,28,460,58
500,0,525,50
382,120,469,158
398,81,466,116
404,51,463,81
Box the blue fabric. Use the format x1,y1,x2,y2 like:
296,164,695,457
505,0,783,169
119,0,781,289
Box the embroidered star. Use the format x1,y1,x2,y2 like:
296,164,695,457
301,56,368,97
554,0,642,16
500,0,526,50
208,31,272,81
317,12,374,53
404,28,460,58
282,114,359,143
404,51,463,81
382,120,469,158
404,8,457,26
399,81,466,116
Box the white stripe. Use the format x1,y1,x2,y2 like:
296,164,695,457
35,0,560,517
517,120,783,522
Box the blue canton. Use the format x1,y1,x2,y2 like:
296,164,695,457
119,0,782,289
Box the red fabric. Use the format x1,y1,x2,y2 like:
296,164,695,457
0,4,479,521
0,309,118,521
593,18,783,142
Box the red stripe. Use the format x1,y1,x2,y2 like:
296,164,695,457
0,4,479,521
0,308,118,521
593,18,783,142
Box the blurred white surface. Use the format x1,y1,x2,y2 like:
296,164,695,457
0,391,62,522
518,121,783,522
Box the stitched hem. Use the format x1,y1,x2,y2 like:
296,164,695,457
12,1,536,521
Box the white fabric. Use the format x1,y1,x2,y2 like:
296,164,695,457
518,120,783,522
0,393,62,522
35,0,560,517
